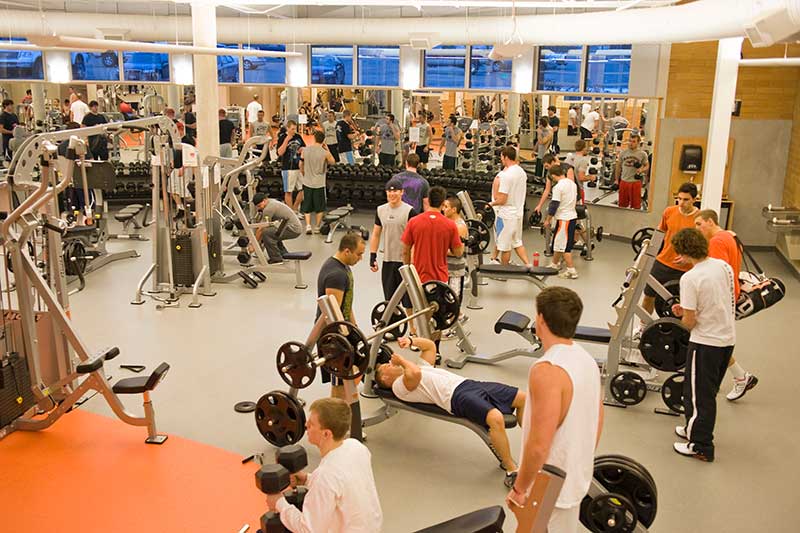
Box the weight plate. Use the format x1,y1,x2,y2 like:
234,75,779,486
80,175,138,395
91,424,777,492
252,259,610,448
465,219,491,254
318,321,370,380
234,401,256,413
580,493,638,533
317,332,358,379
592,460,657,527
638,318,689,372
376,342,393,365
654,279,681,318
370,300,408,341
660,372,685,414
255,390,306,447
422,280,461,331
630,227,654,255
64,240,88,277
609,372,647,406
276,341,315,389
472,200,496,227
595,455,657,500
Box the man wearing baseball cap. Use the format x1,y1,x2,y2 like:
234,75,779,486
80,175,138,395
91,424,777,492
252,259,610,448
370,178,419,311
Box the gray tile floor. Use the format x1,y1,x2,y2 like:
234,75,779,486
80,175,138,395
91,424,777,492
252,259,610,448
73,213,799,532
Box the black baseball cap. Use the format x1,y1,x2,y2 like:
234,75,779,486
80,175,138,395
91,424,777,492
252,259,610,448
252,192,267,205
385,178,404,191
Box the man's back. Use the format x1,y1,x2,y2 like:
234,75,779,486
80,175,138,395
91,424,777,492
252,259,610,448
497,164,528,219
301,144,328,188
263,200,301,234
709,231,741,299
401,210,460,283
680,257,736,347
393,170,429,212
317,256,353,321
553,178,578,220
219,119,235,144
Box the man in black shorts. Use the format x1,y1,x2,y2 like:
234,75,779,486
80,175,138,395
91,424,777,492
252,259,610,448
375,335,526,486
317,232,366,399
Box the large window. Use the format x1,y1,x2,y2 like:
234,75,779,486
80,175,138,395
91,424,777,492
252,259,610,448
358,46,399,87
122,51,170,82
71,51,119,81
217,44,240,83
0,39,43,80
424,45,466,88
469,45,512,90
243,45,286,84
311,46,353,85
537,45,583,92
585,45,632,94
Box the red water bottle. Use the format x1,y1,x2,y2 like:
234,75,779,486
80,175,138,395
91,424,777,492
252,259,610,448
532,252,540,267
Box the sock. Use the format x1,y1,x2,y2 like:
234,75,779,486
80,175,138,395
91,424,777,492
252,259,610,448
729,362,746,380
567,267,577,273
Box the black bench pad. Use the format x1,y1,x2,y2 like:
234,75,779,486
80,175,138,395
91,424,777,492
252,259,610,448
66,225,98,236
112,362,170,394
414,506,505,533
494,310,531,334
374,387,516,429
75,346,121,374
478,264,559,277
531,323,612,344
282,251,312,261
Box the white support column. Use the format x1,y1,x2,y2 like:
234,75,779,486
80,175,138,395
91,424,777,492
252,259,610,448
31,83,45,122
86,84,98,102
391,89,404,127
167,85,181,110
286,88,299,118
507,93,521,135
702,37,742,212
190,1,220,159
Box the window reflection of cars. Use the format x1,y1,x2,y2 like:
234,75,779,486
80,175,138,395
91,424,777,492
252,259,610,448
123,53,170,81
217,55,238,83
470,59,511,75
312,55,346,84
72,52,119,80
0,50,43,78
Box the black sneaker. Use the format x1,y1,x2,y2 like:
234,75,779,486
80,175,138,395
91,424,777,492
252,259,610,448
504,471,518,488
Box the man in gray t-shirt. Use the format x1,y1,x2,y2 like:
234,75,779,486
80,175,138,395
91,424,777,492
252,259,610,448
370,177,418,307
250,110,272,161
615,134,649,210
438,115,462,171
321,111,339,162
377,114,400,167
300,130,336,232
252,192,302,263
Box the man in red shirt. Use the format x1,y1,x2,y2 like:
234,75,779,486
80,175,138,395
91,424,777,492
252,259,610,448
694,209,758,402
401,185,463,283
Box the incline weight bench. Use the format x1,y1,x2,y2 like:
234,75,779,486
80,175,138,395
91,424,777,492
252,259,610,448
321,205,354,244
110,203,151,241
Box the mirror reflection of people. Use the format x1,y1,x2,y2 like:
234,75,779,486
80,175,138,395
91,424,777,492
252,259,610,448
615,133,649,210
0,99,19,163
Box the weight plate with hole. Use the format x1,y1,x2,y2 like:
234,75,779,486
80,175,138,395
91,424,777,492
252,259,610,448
472,200,496,227
595,455,657,500
654,279,681,319
275,341,315,389
630,227,654,255
592,459,657,527
318,321,370,380
580,493,638,533
254,390,306,447
638,318,689,372
370,300,408,341
609,372,647,406
234,401,256,413
422,280,461,331
660,372,685,414
465,219,491,254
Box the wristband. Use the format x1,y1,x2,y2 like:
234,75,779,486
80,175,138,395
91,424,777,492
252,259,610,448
370,252,377,267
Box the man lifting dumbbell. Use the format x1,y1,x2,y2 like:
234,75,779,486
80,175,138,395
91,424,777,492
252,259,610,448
261,398,383,532
251,193,303,265
256,445,309,532
374,336,526,486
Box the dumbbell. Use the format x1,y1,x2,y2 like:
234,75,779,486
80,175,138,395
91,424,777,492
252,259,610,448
465,141,474,149
238,251,251,264
592,147,601,155
237,236,249,248
255,445,309,533
590,157,598,165
593,137,601,145
465,132,473,140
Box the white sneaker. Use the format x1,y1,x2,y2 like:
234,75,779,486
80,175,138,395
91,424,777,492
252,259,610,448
489,257,500,264
673,441,713,462
675,426,687,439
726,373,759,401
545,262,561,270
632,325,644,341
558,269,579,279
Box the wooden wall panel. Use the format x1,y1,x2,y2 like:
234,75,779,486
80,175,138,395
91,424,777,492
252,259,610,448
783,77,800,208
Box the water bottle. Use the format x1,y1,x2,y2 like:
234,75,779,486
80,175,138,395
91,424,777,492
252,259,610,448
532,252,540,267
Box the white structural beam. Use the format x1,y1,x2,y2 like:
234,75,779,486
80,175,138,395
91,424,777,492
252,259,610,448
191,1,221,159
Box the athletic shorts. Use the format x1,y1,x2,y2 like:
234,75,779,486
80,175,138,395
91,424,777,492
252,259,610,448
644,260,685,298
378,153,396,166
548,505,580,533
340,151,355,165
320,367,343,386
552,219,577,253
415,145,430,164
450,380,518,428
381,261,411,308
442,155,457,170
496,216,523,252
301,186,327,214
281,169,302,192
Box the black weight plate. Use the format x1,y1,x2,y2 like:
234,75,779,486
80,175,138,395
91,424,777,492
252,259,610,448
376,342,393,365
595,455,657,500
422,280,461,331
609,372,647,406
370,300,408,341
593,461,657,527
580,493,638,533
234,401,256,413
630,227,654,255
654,279,681,318
638,318,690,372
472,200,496,227
318,321,370,380
276,341,315,389
255,391,306,447
465,219,491,254
660,372,685,414
317,332,357,379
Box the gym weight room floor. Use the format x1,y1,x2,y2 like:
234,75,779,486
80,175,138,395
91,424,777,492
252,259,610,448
6,212,799,532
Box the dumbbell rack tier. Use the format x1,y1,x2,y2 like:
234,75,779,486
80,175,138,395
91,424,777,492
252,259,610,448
106,159,153,203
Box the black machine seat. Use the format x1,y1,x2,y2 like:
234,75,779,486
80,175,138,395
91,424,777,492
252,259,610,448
112,362,170,395
65,225,98,237
282,251,312,261
374,387,517,429
530,323,613,344
414,506,505,533
75,346,121,374
494,310,531,334
123,204,144,211
478,264,559,277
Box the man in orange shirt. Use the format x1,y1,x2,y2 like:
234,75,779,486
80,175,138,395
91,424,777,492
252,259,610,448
694,209,758,401
638,182,699,333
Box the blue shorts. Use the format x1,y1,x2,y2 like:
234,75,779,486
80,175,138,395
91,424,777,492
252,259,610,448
552,218,577,253
450,380,518,428
340,151,355,165
495,217,504,235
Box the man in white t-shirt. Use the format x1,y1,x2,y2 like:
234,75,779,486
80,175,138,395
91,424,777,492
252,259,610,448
489,146,531,267
375,336,526,485
507,287,603,533
266,398,383,533
70,94,90,125
246,94,262,127
567,106,578,136
669,228,736,463
545,165,579,279
580,106,601,140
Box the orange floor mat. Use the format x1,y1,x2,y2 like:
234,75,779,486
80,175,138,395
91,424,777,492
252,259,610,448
0,410,265,533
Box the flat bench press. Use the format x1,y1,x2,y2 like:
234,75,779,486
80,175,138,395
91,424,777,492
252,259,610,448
321,205,354,244
110,203,151,240
465,264,559,310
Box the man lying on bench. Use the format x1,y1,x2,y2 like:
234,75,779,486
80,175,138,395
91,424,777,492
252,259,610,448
374,336,525,486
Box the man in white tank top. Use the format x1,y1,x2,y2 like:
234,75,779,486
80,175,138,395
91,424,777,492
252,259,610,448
507,287,604,533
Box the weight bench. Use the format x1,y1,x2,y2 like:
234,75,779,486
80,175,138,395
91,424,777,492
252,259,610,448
414,506,505,533
372,386,517,466
110,203,151,241
466,264,559,310
321,205,354,244
265,250,312,289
